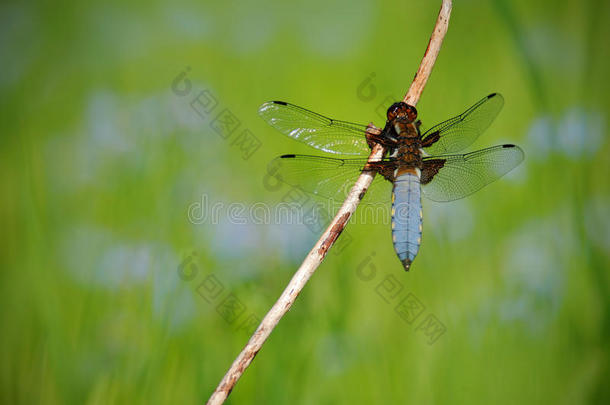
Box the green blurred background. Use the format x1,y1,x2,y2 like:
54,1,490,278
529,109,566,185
2,0,609,403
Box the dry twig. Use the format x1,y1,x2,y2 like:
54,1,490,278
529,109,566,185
206,1,452,403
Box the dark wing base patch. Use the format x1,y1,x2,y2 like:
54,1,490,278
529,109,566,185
421,159,446,185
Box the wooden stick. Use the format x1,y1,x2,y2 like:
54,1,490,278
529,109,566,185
404,0,452,105
206,1,452,403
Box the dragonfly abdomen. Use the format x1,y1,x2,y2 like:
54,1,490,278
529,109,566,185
391,172,423,271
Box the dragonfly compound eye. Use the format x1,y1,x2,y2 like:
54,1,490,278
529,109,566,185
405,105,418,123
387,102,407,121
386,102,417,123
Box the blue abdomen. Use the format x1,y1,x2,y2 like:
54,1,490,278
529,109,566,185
391,173,422,271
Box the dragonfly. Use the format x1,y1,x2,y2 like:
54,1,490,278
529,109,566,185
258,93,524,271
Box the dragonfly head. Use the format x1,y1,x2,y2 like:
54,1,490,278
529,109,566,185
386,102,417,124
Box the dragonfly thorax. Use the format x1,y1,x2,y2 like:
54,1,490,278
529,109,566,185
395,137,423,170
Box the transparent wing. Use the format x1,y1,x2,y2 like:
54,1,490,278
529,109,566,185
421,93,505,154
421,144,524,202
258,101,372,155
267,154,394,205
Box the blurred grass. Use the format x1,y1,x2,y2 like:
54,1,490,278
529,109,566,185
1,0,610,403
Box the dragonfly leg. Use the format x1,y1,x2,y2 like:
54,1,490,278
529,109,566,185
365,123,396,150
